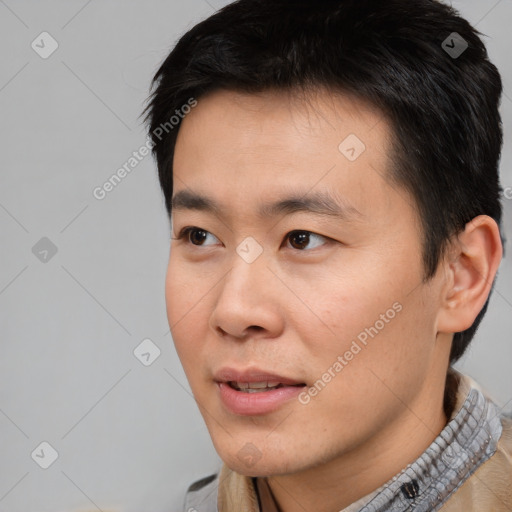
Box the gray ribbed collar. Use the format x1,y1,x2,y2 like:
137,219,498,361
342,371,503,512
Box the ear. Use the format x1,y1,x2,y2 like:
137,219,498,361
437,215,502,334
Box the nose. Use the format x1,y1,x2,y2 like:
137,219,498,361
209,254,285,341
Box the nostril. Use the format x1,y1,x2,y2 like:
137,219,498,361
241,326,265,337
216,325,263,339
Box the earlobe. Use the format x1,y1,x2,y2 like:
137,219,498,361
437,215,502,334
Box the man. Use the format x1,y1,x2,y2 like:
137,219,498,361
144,0,512,510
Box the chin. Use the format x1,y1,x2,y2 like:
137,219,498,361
212,437,308,477
222,455,295,477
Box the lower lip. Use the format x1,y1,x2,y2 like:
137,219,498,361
217,382,305,415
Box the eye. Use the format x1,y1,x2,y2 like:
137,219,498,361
285,230,328,250
173,227,329,251
174,227,220,247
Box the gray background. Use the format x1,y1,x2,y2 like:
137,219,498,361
0,1,511,511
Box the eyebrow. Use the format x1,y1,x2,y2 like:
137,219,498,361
170,189,363,221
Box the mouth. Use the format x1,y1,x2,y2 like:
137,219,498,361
227,381,304,393
214,367,307,415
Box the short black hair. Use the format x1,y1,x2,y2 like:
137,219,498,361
143,0,504,364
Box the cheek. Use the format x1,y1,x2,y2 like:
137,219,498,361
165,258,210,356
165,260,184,328
290,258,434,387
283,266,400,352
319,285,439,413
165,256,210,320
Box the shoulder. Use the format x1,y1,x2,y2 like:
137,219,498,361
493,415,512,477
470,414,512,504
479,403,512,474
187,473,218,493
499,414,512,448
441,415,512,511
184,473,219,512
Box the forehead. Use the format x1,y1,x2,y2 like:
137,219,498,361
175,87,388,154
172,87,404,222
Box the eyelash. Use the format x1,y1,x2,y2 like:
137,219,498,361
172,226,329,251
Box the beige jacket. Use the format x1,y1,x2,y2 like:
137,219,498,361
185,371,512,511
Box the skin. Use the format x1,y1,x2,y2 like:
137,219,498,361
165,88,502,512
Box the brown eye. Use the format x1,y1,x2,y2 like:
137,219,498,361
288,231,310,250
175,227,219,247
286,230,327,250
188,228,208,245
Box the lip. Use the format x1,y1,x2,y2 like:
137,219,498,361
214,367,305,386
214,367,306,416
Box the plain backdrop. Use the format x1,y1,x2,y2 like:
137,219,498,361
0,1,511,511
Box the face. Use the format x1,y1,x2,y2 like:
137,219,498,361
166,88,450,477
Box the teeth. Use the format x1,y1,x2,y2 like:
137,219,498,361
230,381,282,392
249,381,280,389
